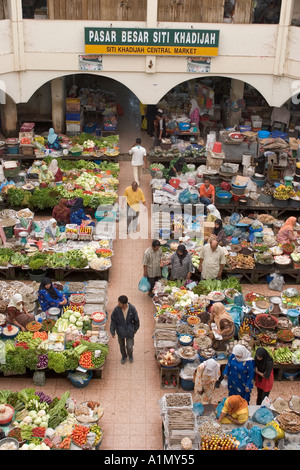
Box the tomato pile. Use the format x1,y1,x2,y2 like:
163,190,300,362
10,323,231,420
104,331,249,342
71,425,90,447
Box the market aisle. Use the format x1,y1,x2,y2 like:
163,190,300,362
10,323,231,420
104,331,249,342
99,159,164,450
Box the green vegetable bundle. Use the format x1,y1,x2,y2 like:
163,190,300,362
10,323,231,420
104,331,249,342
192,277,242,296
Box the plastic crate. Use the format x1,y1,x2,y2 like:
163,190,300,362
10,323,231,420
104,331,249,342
6,146,19,155
95,207,117,222
103,125,117,132
66,121,82,134
83,123,97,133
179,122,190,130
66,112,82,121
3,164,20,178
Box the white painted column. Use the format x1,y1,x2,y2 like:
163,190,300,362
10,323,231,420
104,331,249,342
51,77,66,134
274,0,294,76
1,94,18,136
145,0,158,73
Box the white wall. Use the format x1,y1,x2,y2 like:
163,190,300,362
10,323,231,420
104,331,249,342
0,18,299,106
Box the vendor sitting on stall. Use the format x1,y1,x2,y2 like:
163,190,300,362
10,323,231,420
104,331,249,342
44,218,66,245
213,219,227,246
199,177,215,215
70,197,95,227
165,156,185,182
217,395,249,425
38,164,55,184
208,302,235,350
6,294,35,332
38,277,68,312
276,216,298,245
48,158,63,183
52,198,71,226
206,204,221,222
47,128,62,150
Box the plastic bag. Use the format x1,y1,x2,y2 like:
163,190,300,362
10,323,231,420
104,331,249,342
138,276,151,293
162,266,169,279
268,273,285,292
252,406,274,425
229,213,241,226
249,425,263,449
216,397,226,418
230,427,249,443
179,188,192,204
189,193,199,204
224,224,235,236
220,378,228,388
267,420,285,440
193,402,204,417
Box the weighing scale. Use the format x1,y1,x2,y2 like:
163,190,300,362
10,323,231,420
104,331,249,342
17,230,30,246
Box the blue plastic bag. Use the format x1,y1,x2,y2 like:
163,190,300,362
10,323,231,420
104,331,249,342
179,188,192,204
230,427,249,443
216,397,226,418
189,193,199,204
252,406,274,425
193,402,204,417
230,213,241,226
138,276,151,293
249,425,263,449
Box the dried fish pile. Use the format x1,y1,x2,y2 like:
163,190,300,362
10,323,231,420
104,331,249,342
163,393,197,449
193,335,212,350
165,393,193,408
167,408,195,431
198,420,225,439
176,323,194,336
277,411,300,433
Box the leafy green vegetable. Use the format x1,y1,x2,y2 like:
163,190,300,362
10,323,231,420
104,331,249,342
192,277,242,296
6,187,27,207
27,253,48,270
47,351,66,374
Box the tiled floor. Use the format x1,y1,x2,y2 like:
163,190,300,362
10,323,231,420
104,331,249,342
1,90,300,451
2,159,299,451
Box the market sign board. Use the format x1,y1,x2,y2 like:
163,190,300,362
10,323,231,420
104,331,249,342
84,27,219,57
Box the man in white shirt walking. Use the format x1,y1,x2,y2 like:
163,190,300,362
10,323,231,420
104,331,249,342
129,138,147,186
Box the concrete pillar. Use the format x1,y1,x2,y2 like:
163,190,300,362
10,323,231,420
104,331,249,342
51,77,66,134
1,95,18,136
227,78,245,128
145,0,158,74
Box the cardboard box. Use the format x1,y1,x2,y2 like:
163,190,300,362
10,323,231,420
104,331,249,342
204,222,215,237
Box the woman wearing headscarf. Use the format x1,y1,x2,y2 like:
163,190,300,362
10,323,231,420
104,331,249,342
38,277,68,312
276,216,297,245
254,347,274,405
193,358,221,404
208,302,235,350
206,204,221,222
38,164,55,184
218,395,249,425
223,344,255,403
170,244,194,282
44,218,66,245
165,156,186,182
212,219,227,246
70,197,95,226
48,159,63,182
6,294,35,331
52,198,71,225
47,128,62,150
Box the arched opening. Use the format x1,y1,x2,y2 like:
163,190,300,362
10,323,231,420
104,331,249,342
4,71,300,149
